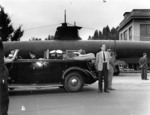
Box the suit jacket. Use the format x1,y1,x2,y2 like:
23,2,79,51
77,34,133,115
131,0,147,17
95,51,110,71
139,56,147,69
109,56,115,74
0,49,9,83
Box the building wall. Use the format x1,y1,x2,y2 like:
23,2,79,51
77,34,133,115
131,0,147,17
119,22,133,41
133,21,140,41
119,20,150,41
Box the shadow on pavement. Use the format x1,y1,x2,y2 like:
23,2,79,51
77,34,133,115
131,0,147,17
9,86,97,96
9,87,66,96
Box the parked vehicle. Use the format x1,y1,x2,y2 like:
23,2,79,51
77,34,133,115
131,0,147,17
7,57,97,92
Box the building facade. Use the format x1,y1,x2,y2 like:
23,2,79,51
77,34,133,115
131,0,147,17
118,9,150,41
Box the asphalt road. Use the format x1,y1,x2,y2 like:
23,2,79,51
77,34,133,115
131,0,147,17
8,73,150,115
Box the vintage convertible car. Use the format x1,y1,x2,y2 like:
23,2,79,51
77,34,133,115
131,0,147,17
6,58,97,92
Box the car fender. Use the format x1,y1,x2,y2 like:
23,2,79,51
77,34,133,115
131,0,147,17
62,66,89,80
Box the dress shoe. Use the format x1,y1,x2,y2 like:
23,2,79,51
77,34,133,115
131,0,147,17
104,90,110,93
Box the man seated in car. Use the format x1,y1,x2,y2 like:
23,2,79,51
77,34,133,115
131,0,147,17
73,49,86,57
29,52,37,59
7,50,15,58
73,49,95,60
5,49,19,62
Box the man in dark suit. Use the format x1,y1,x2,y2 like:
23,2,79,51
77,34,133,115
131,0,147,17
0,39,19,115
95,44,110,93
139,53,149,80
0,40,9,115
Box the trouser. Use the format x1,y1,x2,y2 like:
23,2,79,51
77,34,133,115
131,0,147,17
108,73,113,89
141,68,147,80
0,83,9,115
98,63,108,91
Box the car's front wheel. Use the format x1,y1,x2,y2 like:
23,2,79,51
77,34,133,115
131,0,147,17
64,72,84,92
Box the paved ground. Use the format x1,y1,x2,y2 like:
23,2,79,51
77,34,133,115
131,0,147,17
8,73,150,115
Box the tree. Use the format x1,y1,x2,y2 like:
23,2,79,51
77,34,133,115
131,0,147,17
0,5,24,41
29,37,42,41
11,25,24,41
110,27,119,40
0,6,13,41
89,25,119,40
102,25,110,40
98,31,103,40
92,30,99,40
88,35,92,40
45,34,54,40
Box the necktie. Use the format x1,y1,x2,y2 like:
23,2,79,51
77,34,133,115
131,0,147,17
103,52,106,62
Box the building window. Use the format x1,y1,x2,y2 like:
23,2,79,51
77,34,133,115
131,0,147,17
124,30,127,40
140,24,150,41
129,26,132,40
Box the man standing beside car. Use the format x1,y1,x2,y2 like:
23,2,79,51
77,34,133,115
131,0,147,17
95,44,110,93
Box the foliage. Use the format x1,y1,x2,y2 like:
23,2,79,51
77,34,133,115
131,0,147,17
45,34,54,40
29,37,42,41
0,5,24,41
88,25,119,40
29,35,54,41
11,25,24,41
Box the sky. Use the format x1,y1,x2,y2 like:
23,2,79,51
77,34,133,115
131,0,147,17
1,0,150,41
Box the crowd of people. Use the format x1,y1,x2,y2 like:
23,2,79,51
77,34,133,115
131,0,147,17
95,44,149,94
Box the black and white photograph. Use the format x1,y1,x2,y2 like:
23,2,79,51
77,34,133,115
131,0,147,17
0,0,150,115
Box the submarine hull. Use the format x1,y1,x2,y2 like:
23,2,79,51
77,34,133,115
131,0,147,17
3,40,150,63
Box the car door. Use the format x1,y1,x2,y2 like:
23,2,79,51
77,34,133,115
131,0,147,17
9,59,67,84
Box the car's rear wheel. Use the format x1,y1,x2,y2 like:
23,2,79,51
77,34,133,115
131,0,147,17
64,72,84,92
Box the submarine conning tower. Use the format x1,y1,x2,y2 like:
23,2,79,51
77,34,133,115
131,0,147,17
54,10,82,40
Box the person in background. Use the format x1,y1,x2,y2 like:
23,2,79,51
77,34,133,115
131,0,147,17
0,39,19,115
95,44,110,93
29,51,36,59
78,49,86,55
107,49,115,90
5,49,19,61
139,53,149,80
7,50,15,59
